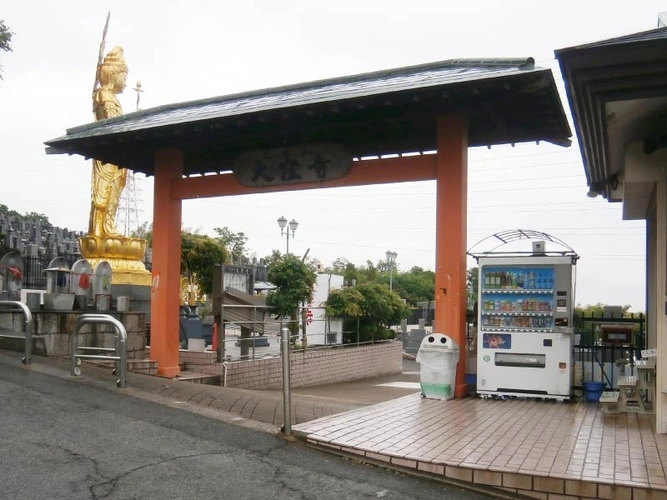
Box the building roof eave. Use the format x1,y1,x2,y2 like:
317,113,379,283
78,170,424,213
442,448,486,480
555,26,667,198
45,58,572,177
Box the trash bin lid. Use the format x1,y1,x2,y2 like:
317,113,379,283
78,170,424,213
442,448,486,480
417,333,459,350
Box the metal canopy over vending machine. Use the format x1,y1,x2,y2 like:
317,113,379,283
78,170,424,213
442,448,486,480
470,233,578,401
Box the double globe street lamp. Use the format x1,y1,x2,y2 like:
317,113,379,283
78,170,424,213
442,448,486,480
277,216,299,254
386,250,398,291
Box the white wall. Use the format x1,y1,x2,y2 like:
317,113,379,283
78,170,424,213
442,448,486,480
302,273,344,345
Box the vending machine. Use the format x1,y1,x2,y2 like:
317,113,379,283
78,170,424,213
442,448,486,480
476,254,576,400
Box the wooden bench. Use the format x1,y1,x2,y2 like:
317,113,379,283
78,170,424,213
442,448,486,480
616,375,647,413
599,391,620,413
618,375,638,386
636,357,656,414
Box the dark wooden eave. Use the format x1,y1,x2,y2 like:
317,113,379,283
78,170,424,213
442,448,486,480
555,27,667,195
45,58,571,177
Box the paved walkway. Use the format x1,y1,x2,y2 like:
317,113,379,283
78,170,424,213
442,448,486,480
4,349,667,499
293,394,667,500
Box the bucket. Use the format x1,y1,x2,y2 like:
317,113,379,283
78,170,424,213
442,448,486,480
465,373,477,396
583,381,606,402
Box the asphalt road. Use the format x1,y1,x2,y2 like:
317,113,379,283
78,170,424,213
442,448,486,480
0,361,503,500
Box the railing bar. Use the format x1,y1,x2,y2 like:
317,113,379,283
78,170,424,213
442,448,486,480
70,313,127,388
0,300,33,365
75,354,121,361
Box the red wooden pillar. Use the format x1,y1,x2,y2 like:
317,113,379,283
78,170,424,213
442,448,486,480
434,114,468,398
150,149,183,377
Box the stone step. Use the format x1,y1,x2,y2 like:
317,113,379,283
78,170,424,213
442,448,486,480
175,370,221,385
88,358,158,375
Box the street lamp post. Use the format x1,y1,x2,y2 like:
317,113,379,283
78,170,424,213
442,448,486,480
386,250,397,291
277,216,299,254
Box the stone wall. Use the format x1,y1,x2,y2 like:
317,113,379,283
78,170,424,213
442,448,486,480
175,341,403,389
0,310,146,359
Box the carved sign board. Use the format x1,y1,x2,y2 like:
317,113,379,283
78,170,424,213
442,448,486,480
234,143,353,188
222,264,255,295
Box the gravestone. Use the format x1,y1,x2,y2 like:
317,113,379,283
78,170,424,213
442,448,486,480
44,257,75,311
92,261,113,310
45,256,71,294
0,251,24,301
70,258,93,309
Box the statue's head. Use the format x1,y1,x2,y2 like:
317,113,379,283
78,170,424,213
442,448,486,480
98,46,128,94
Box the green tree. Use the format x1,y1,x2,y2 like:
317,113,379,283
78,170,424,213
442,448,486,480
467,266,479,311
131,221,152,244
325,287,364,318
573,303,639,346
262,249,283,269
574,303,632,317
23,212,52,228
0,20,13,80
392,267,435,306
326,283,410,343
327,257,350,275
180,231,227,296
133,226,226,295
214,226,249,264
355,259,379,284
467,266,479,296
265,254,317,344
324,257,359,285
0,204,20,218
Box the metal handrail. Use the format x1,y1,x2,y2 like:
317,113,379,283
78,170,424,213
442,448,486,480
0,300,33,365
70,314,127,388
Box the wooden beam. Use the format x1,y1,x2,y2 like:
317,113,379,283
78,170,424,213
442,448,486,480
150,149,183,378
434,114,468,399
172,154,437,200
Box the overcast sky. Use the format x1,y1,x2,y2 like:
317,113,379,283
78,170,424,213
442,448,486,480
1,1,664,312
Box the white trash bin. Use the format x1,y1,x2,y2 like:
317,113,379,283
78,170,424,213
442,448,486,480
416,333,459,400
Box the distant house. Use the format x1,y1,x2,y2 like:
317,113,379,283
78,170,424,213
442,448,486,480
301,273,344,346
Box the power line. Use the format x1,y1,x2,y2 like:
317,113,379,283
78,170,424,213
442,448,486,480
469,174,585,185
468,147,582,162
470,160,584,172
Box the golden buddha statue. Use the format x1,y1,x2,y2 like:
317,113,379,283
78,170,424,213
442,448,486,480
90,46,127,237
79,46,150,286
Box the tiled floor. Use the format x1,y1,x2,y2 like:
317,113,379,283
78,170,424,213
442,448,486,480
293,394,667,499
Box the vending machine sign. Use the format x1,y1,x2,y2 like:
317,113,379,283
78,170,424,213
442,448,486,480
483,333,512,349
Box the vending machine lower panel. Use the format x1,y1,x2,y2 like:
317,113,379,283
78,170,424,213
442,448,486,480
477,332,572,400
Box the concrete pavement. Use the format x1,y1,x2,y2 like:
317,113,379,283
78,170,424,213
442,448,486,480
0,349,421,432
0,351,498,500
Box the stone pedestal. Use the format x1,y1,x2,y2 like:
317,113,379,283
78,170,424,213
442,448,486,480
109,284,152,321
43,293,75,311
0,310,147,359
79,234,151,286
